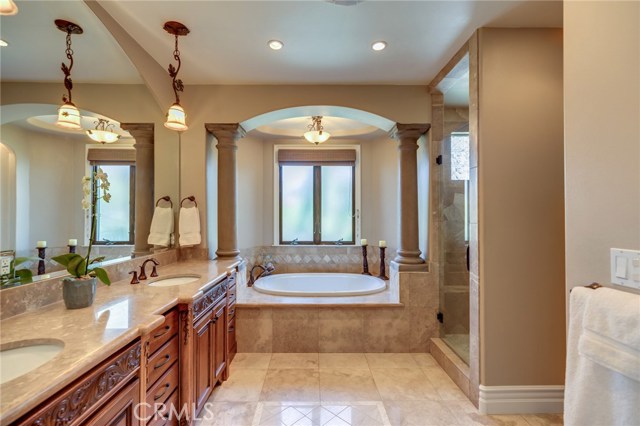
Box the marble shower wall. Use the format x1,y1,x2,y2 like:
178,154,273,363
236,270,438,353
239,245,396,276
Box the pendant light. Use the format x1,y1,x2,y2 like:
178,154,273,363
304,116,331,145
163,21,190,132
86,118,120,144
55,19,83,130
0,0,18,15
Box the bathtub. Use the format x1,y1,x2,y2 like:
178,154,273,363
253,273,386,297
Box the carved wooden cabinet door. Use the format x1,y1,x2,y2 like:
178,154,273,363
212,300,227,381
193,309,214,415
86,377,141,426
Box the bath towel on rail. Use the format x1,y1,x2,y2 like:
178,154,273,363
564,286,640,426
179,206,201,246
148,206,174,247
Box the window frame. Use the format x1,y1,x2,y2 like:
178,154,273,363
91,163,136,245
274,145,361,246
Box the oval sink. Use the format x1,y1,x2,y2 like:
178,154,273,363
0,340,64,384
148,274,201,287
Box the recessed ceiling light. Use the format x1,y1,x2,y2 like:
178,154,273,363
268,40,284,50
0,39,8,47
371,41,387,51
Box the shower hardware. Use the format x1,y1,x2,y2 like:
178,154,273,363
248,262,275,287
436,155,443,165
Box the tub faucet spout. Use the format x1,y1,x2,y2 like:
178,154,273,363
248,262,275,287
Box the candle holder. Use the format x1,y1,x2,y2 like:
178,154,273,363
37,247,46,275
68,245,76,254
378,247,389,280
361,245,371,275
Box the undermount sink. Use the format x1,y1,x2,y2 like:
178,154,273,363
148,274,201,287
0,340,65,384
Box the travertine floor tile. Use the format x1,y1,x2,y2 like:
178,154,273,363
411,353,439,368
443,400,532,426
422,367,468,401
319,353,369,370
384,400,459,426
233,353,273,370
211,369,267,402
195,401,258,426
270,353,319,369
371,368,439,401
319,369,381,401
261,369,320,401
366,353,420,369
522,414,564,425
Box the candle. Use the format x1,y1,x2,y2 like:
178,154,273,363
361,239,368,246
68,239,78,246
36,240,47,248
379,240,387,248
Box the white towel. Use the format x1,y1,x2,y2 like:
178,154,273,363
179,206,201,246
148,206,173,247
564,287,640,426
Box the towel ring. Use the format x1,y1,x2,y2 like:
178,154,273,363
180,196,198,208
156,196,173,208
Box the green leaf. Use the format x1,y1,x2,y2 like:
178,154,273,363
89,256,106,265
15,269,33,283
67,255,85,277
52,253,79,268
91,267,111,286
75,259,88,277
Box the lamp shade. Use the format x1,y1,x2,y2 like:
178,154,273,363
164,103,188,131
56,102,81,130
0,0,18,15
86,129,120,144
304,130,331,144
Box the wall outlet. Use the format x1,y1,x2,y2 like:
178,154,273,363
610,248,640,289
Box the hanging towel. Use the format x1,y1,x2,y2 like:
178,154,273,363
564,287,640,426
179,206,201,246
148,206,174,247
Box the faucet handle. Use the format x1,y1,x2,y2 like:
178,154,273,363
129,270,140,284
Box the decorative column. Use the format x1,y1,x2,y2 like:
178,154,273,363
205,123,246,259
121,123,154,257
390,123,431,270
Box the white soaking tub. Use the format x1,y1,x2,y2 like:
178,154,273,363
252,273,386,297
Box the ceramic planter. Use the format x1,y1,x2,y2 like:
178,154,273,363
62,276,97,309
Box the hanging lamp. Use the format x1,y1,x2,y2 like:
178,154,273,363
0,0,18,15
304,116,331,145
55,19,83,130
163,21,190,132
86,118,120,144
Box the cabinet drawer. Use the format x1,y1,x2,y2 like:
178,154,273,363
147,390,179,426
227,271,236,288
227,304,236,321
228,318,236,345
227,287,236,303
147,336,178,387
148,309,179,355
146,362,178,408
193,280,228,322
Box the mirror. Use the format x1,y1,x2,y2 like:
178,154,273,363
0,107,139,287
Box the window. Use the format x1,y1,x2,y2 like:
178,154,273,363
87,148,136,245
278,149,356,245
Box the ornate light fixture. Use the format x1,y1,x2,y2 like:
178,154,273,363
55,19,83,130
304,116,331,145
0,0,19,15
163,21,190,132
86,119,120,144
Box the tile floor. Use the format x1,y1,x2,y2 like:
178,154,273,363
196,353,563,426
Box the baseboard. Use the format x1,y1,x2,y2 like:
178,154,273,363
478,385,564,414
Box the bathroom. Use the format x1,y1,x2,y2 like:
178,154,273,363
1,1,639,426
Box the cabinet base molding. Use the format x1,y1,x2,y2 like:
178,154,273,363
478,385,564,415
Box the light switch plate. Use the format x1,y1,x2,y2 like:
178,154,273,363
611,248,640,289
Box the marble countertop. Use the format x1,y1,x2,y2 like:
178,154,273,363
0,259,240,425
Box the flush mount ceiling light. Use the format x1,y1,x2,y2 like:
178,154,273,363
0,0,18,15
268,40,284,50
371,41,387,51
163,21,190,132
86,118,120,144
55,19,83,130
304,116,331,145
0,39,8,47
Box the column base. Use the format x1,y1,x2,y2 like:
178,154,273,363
132,250,152,258
215,248,241,260
391,260,428,272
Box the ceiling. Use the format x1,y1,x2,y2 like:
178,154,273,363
1,0,562,86
254,116,383,139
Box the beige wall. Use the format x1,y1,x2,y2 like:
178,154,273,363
0,142,16,249
237,135,265,249
477,28,565,386
564,2,640,293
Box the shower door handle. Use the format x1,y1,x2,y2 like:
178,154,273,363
466,245,470,272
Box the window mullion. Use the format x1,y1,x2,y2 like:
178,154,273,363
313,166,321,244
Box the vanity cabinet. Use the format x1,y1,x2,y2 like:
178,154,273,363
15,341,142,426
226,271,237,363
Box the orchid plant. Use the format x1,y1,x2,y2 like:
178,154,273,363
52,168,112,285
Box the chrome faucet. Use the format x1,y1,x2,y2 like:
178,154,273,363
291,238,299,245
335,238,343,245
248,262,275,287
139,258,159,281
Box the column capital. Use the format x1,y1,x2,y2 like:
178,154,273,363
389,123,431,142
205,123,246,145
121,123,154,143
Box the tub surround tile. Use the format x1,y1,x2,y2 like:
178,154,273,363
237,308,274,353
270,353,319,369
260,369,320,401
0,257,242,425
363,309,412,353
319,369,381,401
272,309,320,352
319,353,369,370
318,309,365,353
